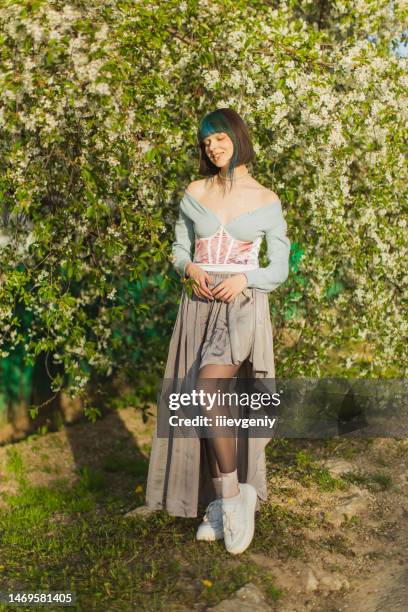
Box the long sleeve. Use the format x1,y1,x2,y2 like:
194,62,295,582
171,205,195,276
243,203,291,293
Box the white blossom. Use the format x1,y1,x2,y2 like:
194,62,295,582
202,69,220,90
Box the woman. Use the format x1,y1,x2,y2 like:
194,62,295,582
145,108,291,555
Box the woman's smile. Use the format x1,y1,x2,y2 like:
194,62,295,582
203,131,234,165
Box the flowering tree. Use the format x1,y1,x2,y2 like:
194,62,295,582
0,0,406,420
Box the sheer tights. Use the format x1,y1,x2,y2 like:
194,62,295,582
196,363,241,478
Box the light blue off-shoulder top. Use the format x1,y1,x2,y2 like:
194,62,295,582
171,189,291,293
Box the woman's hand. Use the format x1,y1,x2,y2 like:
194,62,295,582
211,273,248,303
185,263,214,300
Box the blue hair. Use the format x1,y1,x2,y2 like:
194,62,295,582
197,109,239,181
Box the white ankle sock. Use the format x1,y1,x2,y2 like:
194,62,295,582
212,476,222,498
222,489,241,505
220,469,240,498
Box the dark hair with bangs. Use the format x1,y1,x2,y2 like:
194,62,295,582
197,108,255,194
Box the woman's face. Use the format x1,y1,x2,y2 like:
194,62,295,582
202,131,234,167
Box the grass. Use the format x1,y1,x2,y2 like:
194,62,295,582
4,446,25,480
320,438,371,459
0,432,400,609
255,502,314,560
342,471,392,491
102,452,149,478
0,447,283,611
266,440,348,492
322,534,355,557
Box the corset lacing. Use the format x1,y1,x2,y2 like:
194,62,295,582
194,225,261,272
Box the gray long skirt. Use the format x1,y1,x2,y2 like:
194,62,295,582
145,272,276,518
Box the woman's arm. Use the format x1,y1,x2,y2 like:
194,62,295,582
243,202,291,292
171,205,195,276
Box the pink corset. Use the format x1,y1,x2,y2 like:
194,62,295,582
194,226,262,268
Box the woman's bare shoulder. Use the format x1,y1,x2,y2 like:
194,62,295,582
244,175,278,201
186,178,208,198
251,180,280,205
261,188,280,204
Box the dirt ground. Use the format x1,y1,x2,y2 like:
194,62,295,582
0,406,407,611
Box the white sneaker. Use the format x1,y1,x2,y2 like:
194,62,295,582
196,498,224,541
221,483,257,555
